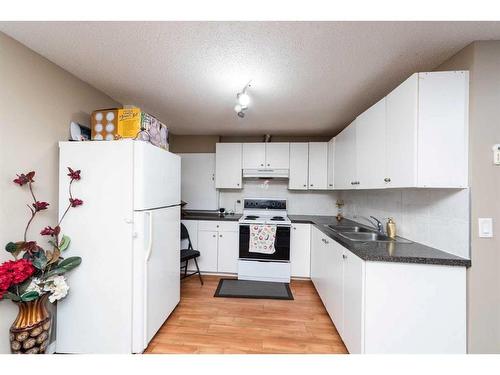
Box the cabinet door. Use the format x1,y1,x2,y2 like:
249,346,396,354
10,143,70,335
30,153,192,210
356,98,386,189
196,230,219,272
334,121,357,189
308,142,328,190
265,143,290,169
327,138,335,189
215,143,242,189
386,74,418,188
242,143,266,169
290,224,311,278
417,71,468,188
310,227,325,294
343,250,364,354
217,230,239,274
289,143,309,190
327,240,345,335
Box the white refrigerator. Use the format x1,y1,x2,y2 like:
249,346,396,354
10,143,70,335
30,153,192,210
57,140,181,353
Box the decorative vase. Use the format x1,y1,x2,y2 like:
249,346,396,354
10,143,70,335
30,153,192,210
9,293,52,354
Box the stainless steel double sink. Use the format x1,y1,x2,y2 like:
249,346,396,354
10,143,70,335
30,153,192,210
325,225,411,243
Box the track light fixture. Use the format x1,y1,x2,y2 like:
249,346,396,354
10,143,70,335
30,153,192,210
234,81,252,118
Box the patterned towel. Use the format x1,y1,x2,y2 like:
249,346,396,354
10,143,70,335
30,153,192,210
249,224,277,254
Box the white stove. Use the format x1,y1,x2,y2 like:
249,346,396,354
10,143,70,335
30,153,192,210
237,198,291,283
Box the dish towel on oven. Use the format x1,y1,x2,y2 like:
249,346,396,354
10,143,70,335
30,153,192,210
249,224,277,254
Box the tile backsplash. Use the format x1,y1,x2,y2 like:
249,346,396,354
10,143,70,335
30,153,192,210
219,179,339,215
339,188,470,259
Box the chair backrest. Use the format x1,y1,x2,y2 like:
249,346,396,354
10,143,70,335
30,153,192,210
180,223,193,250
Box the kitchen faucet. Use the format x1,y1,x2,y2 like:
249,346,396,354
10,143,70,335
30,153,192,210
355,215,385,233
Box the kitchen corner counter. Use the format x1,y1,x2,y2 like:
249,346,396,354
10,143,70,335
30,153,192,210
289,215,471,268
181,210,242,222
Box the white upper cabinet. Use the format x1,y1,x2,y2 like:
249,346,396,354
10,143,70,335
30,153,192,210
265,143,290,169
385,71,468,188
242,143,266,169
356,98,386,189
327,138,335,189
289,143,309,190
385,74,419,188
334,121,357,189
308,142,328,190
242,142,290,169
215,143,242,189
416,71,468,188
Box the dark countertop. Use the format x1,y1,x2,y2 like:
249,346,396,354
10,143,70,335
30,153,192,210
181,210,242,222
289,215,471,267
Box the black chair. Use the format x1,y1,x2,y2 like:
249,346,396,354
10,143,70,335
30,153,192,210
180,223,203,285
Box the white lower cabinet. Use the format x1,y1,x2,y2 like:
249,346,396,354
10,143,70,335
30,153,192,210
217,230,239,273
290,224,311,278
310,226,466,354
184,220,239,273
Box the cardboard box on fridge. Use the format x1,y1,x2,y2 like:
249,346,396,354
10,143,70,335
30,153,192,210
91,108,141,141
90,108,168,149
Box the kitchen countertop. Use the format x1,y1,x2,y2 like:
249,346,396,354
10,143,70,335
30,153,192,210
289,215,471,267
181,210,242,222
181,211,470,267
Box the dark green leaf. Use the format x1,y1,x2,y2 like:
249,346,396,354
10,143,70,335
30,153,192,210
45,256,81,277
59,235,71,252
5,242,23,258
3,291,21,302
20,291,39,302
32,250,47,270
17,279,32,295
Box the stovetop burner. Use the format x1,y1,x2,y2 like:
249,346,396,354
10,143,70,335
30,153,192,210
244,215,259,220
270,216,285,221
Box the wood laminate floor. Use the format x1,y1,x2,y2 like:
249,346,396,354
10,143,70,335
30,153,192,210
145,275,348,354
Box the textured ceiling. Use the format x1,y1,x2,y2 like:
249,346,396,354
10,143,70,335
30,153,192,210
1,21,500,136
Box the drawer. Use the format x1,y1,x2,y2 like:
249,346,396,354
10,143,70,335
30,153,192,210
238,259,291,283
198,220,239,232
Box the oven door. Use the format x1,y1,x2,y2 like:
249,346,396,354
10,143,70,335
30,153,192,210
239,224,291,261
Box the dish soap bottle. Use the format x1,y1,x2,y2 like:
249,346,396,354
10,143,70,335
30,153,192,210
386,218,396,239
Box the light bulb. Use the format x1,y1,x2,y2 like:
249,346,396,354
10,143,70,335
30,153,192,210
234,104,242,113
237,92,250,107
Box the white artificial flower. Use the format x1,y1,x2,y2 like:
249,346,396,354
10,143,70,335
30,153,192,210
25,278,43,294
43,275,70,303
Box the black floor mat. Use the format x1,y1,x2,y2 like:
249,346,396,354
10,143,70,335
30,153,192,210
214,278,293,300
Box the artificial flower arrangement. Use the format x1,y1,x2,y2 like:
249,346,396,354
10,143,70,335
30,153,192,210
0,168,83,304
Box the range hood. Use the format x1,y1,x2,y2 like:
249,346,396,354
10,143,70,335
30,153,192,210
243,169,289,179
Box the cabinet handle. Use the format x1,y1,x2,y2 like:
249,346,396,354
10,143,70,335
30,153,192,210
293,227,296,230
351,181,355,185
219,234,223,238
260,163,264,166
329,184,333,187
303,184,307,187
384,177,391,183
310,184,314,187
325,240,329,244
342,254,347,259
212,234,216,238
237,183,240,186
267,164,270,167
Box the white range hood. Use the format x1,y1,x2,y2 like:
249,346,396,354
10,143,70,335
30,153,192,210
242,169,289,179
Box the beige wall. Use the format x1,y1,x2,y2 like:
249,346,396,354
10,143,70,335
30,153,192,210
0,32,120,353
436,41,500,353
169,134,332,153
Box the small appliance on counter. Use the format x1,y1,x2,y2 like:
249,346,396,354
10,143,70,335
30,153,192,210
238,198,291,283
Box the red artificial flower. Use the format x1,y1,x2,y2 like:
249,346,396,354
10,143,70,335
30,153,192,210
67,167,81,181
40,225,60,236
33,201,49,211
0,259,35,286
13,171,35,186
0,273,12,299
69,198,83,207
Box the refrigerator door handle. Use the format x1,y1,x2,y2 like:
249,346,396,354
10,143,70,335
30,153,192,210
145,211,154,262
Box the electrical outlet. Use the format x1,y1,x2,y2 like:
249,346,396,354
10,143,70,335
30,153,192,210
493,144,500,165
